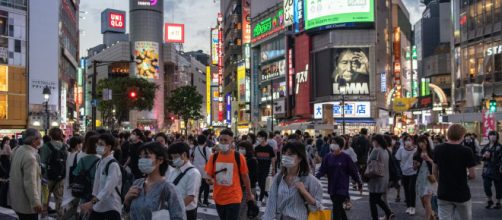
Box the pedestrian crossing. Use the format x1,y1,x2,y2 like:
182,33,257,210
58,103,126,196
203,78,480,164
197,177,370,218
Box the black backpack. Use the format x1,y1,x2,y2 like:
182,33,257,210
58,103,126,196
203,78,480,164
68,153,79,184
388,149,402,183
103,159,133,202
46,142,68,181
71,158,99,198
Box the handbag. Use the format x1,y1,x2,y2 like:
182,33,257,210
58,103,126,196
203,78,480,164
307,210,332,220
364,150,384,178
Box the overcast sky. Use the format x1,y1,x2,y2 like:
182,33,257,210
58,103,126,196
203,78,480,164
79,0,425,56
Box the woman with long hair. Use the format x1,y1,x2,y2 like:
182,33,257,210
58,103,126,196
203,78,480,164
367,134,394,220
481,130,502,209
414,135,436,219
263,142,323,220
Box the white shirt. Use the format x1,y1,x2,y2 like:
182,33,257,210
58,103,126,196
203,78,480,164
166,161,201,211
92,154,122,213
395,146,417,176
268,138,278,152
342,147,358,163
192,145,212,179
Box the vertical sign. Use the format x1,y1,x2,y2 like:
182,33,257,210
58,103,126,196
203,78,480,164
482,109,496,139
288,48,294,96
242,0,251,44
217,13,224,122
393,27,402,98
206,66,211,124
226,93,231,123
210,29,219,65
237,62,246,102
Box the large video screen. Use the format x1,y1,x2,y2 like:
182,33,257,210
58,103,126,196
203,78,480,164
314,47,370,98
305,0,374,30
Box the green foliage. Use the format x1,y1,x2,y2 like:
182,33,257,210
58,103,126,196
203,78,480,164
165,86,203,134
97,77,158,126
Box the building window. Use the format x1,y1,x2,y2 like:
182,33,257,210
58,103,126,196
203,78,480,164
14,39,20,52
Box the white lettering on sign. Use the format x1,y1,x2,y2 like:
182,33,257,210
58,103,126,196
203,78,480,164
333,82,369,95
487,45,502,56
295,65,308,94
109,13,124,29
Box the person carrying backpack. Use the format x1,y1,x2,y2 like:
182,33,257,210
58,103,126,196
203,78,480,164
191,134,212,206
205,129,255,220
80,134,122,220
71,135,100,202
61,136,83,219
39,127,68,218
167,142,202,220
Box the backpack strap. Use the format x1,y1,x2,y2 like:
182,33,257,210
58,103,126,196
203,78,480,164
102,159,122,199
84,158,100,176
172,166,195,185
72,152,79,167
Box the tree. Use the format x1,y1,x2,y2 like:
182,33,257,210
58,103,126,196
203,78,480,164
165,86,203,135
97,77,158,129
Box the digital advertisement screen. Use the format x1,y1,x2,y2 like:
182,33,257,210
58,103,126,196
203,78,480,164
134,41,160,79
305,0,374,30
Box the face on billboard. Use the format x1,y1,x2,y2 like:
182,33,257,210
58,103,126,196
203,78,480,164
134,41,160,79
332,48,370,95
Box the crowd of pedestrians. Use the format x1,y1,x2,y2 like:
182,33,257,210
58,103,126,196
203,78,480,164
0,123,501,220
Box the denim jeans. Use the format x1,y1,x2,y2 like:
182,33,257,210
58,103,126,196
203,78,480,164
437,199,472,220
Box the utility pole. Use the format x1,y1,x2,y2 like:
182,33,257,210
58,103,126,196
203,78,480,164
91,60,99,131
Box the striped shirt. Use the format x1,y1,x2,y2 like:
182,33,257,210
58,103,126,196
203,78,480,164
263,173,323,220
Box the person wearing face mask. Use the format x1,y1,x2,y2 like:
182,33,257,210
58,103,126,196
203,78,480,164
124,142,186,220
395,135,418,215
191,135,212,207
263,142,323,220
236,141,260,219
166,143,201,220
8,128,43,220
316,136,362,220
254,130,276,203
122,129,145,180
61,136,84,219
481,130,502,209
71,134,101,206
367,135,394,220
205,129,255,220
463,133,478,164
80,134,122,220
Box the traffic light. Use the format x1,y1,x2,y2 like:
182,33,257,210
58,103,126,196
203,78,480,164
490,99,497,112
127,87,139,101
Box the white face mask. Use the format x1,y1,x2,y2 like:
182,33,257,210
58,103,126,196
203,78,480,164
405,141,412,146
281,155,297,168
138,158,155,174
239,148,246,155
96,145,106,155
172,157,184,168
330,144,340,152
219,144,230,152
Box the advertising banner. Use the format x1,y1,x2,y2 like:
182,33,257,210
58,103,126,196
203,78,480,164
237,62,246,102
211,29,219,65
393,97,417,112
314,101,371,119
252,9,284,43
242,0,251,44
165,23,185,43
284,0,295,27
482,109,496,138
206,66,211,124
134,41,160,79
261,59,286,82
315,48,370,97
294,34,311,117
305,0,374,30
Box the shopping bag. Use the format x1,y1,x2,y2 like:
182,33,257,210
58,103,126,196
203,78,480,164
152,210,170,220
307,209,331,220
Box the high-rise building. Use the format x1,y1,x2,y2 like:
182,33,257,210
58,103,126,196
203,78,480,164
0,1,27,135
28,0,80,136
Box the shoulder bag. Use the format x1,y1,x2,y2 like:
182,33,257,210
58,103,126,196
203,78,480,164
364,149,384,178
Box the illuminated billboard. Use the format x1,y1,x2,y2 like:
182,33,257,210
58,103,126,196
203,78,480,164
251,9,284,43
237,62,246,102
305,0,374,30
165,23,185,43
134,41,160,79
211,28,219,65
101,9,126,33
314,101,371,119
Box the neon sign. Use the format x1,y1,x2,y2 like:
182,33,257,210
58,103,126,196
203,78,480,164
137,0,157,6
252,9,284,43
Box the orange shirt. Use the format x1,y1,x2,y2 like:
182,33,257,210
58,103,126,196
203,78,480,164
205,150,248,205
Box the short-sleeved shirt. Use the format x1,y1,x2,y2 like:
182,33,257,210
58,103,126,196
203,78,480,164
166,161,201,211
205,150,248,205
433,143,476,203
254,145,275,171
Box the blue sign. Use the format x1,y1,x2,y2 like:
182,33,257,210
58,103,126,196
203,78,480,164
226,93,231,124
314,101,371,119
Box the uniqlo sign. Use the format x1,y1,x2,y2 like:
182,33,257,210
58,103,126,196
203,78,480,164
109,12,124,29
101,9,126,33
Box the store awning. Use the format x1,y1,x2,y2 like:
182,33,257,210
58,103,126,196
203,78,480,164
335,118,376,124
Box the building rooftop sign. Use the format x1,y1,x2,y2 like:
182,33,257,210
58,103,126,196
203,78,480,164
252,9,284,44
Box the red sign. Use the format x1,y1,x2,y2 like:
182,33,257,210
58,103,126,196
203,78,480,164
165,23,185,43
482,109,496,138
109,12,125,29
294,34,311,117
242,0,251,44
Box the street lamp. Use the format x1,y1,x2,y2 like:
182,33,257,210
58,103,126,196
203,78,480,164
42,86,51,134
339,78,347,135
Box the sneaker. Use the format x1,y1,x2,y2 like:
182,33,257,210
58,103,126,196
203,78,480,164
405,207,411,214
409,207,416,215
486,200,494,209
494,202,502,209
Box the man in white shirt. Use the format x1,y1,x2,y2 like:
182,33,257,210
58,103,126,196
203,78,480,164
80,134,122,220
191,135,212,206
167,142,202,220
